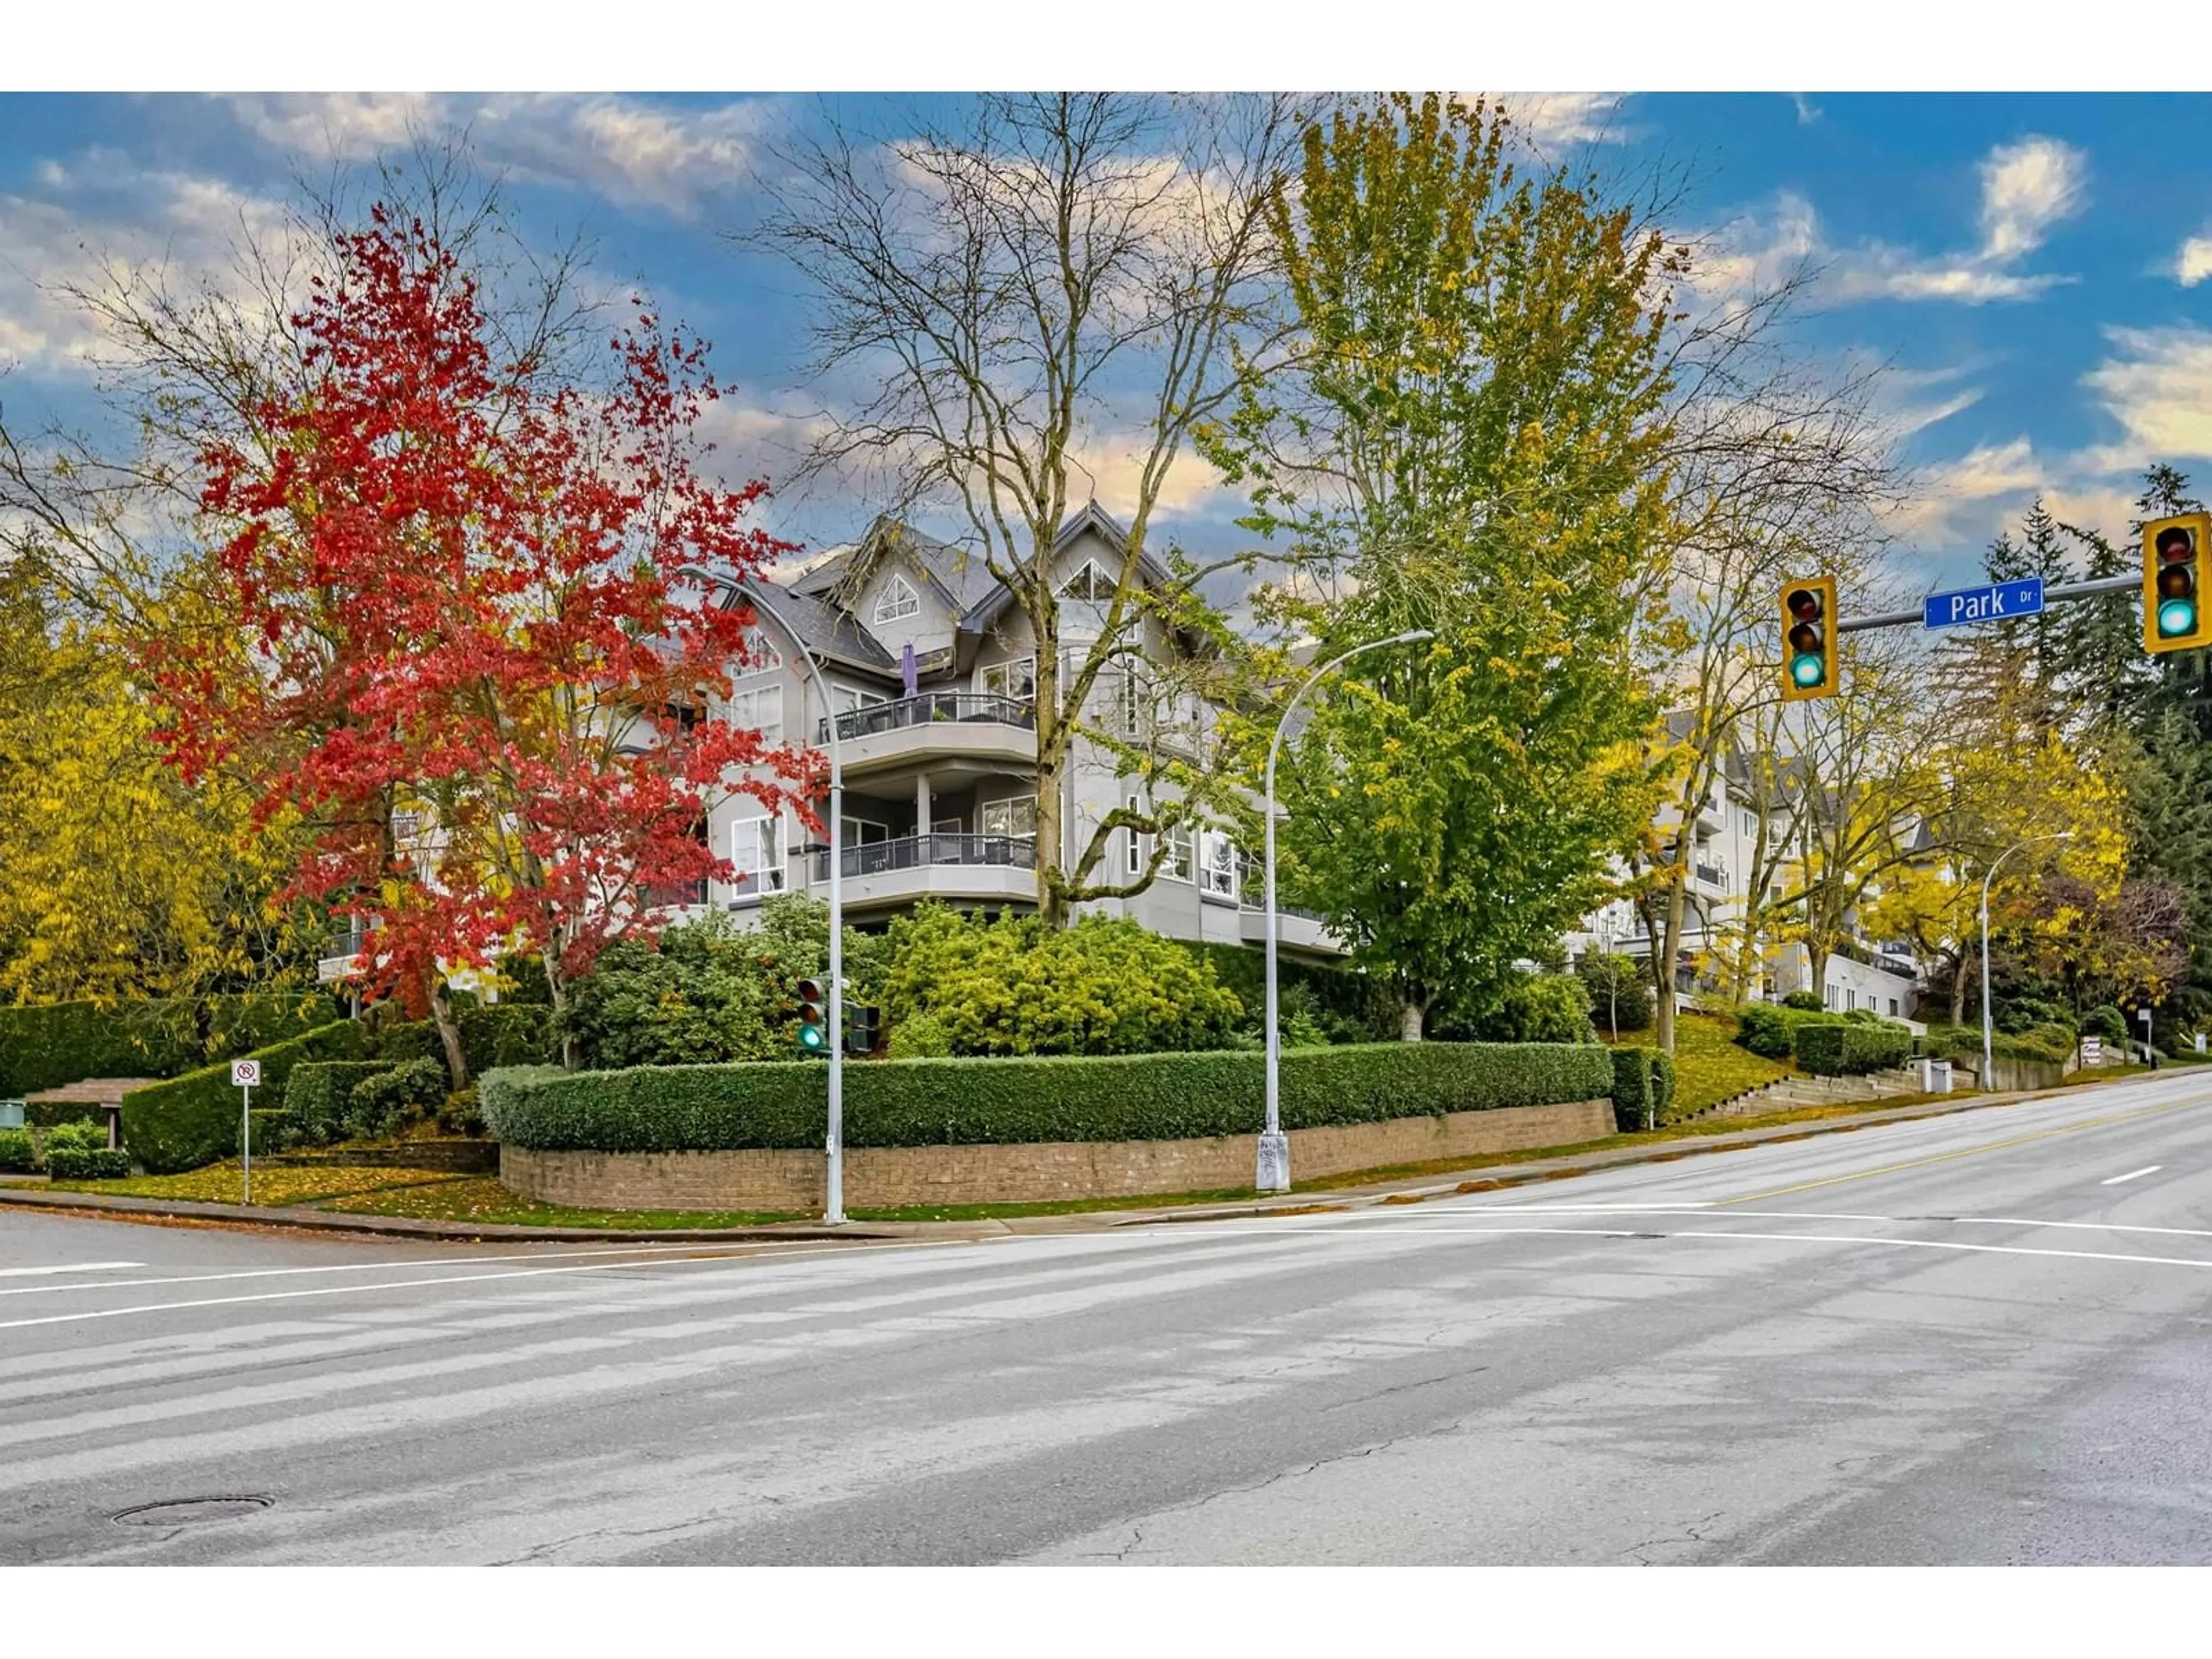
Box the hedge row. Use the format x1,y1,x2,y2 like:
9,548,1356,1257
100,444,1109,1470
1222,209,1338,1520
1733,1003,1842,1060
0,992,340,1097
1183,944,1397,1040
373,1005,557,1075
121,1021,366,1173
283,1062,400,1145
482,1040,1617,1153
1609,1047,1678,1132
1794,1022,1914,1077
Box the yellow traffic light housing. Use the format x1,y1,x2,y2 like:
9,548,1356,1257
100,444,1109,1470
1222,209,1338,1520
1779,575,1838,701
2143,512,2212,654
796,978,829,1054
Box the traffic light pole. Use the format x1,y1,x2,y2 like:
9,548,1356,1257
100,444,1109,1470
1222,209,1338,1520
740,589,846,1225
1834,573,2141,634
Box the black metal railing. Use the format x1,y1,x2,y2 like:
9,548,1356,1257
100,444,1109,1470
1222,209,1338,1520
1695,862,1727,887
323,929,367,961
815,692,1036,745
810,832,1037,882
642,877,710,910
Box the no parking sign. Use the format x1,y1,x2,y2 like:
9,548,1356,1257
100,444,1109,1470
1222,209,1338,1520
231,1060,262,1088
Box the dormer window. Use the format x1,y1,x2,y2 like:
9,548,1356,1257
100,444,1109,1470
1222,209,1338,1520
873,574,920,624
1059,559,1113,601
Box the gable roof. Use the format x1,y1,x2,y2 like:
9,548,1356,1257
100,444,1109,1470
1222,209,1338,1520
958,502,1171,634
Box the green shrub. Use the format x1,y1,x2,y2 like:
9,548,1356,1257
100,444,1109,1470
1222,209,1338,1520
44,1119,107,1152
1735,1003,1840,1059
346,1059,448,1141
884,904,1242,1056
1919,1021,2075,1067
1186,944,1397,1043
1652,1051,1678,1120
248,1109,294,1155
482,1040,1615,1153
1610,1047,1662,1132
437,1085,486,1138
372,1005,557,1078
1995,995,2069,1036
0,1127,36,1171
2080,1005,2128,1044
121,1021,365,1174
886,1013,955,1060
558,899,878,1070
201,993,342,1060
1577,952,1654,1035
0,999,200,1095
1472,973,1599,1045
44,1143,131,1180
285,1062,398,1145
1794,1022,1914,1076
1781,991,1825,1012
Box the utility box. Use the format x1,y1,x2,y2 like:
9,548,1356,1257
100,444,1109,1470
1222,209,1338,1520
0,1101,24,1129
1918,1058,1952,1095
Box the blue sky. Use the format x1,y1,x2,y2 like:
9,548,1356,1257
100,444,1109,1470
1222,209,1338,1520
3,90,2209,593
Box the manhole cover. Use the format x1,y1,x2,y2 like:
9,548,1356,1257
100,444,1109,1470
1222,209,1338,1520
112,1495,272,1528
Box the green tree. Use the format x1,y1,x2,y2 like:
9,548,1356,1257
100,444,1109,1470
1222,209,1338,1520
1205,94,1679,1038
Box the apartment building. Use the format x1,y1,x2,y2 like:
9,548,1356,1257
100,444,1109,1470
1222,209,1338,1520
683,505,1344,962
1569,725,1926,1020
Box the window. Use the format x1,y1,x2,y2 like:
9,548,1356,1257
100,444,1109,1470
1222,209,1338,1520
840,817,890,849
1115,662,1147,737
834,685,890,714
1059,559,1113,601
1888,998,1899,1017
738,635,783,676
1200,830,1237,899
1165,822,1194,883
726,684,783,745
932,816,963,836
731,816,785,895
981,795,1037,840
872,575,920,624
980,656,1036,702
1124,794,1143,877
1741,810,1756,837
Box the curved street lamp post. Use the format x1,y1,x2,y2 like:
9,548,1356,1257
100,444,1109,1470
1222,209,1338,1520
1980,831,2072,1093
1259,628,1434,1194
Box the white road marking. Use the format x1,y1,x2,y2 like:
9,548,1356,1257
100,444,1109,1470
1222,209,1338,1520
0,1261,144,1279
2101,1166,2162,1185
1431,1205,2212,1241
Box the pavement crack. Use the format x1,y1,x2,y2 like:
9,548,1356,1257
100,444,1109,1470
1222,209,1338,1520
1620,1511,1724,1566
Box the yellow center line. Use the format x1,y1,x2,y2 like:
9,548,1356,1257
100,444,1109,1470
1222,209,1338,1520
1718,1096,2207,1206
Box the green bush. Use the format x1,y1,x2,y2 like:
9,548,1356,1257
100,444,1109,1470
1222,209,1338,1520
0,992,338,1097
1577,952,1654,1035
482,1040,1615,1153
1472,973,1599,1045
1735,1003,1840,1059
122,1021,365,1173
2080,1005,2128,1044
886,1013,954,1060
1186,944,1397,1044
558,899,879,1070
44,1143,131,1180
0,1127,36,1172
346,1059,448,1141
1780,991,1825,1012
285,1062,399,1146
1920,1021,2075,1066
1995,995,2069,1036
248,1109,294,1155
884,904,1241,1056
1794,1022,1914,1076
372,1005,556,1078
1652,1051,1678,1120
202,993,343,1060
1610,1047,1663,1132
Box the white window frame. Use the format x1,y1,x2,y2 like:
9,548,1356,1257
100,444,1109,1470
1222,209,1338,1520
1124,793,1144,877
840,816,891,849
1059,559,1113,601
739,635,784,676
932,816,964,836
981,794,1037,840
979,655,1036,702
730,814,786,896
1164,821,1194,884
727,683,785,745
872,574,920,625
833,684,891,714
1199,829,1237,900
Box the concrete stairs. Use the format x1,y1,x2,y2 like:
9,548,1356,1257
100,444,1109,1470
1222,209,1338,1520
1688,1065,1926,1122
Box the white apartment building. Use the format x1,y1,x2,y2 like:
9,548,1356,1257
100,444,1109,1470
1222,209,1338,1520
679,506,1344,962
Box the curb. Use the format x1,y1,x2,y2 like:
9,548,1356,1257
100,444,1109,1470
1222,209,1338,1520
0,1069,2185,1245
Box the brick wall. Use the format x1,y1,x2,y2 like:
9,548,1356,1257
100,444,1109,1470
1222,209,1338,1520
500,1096,1615,1213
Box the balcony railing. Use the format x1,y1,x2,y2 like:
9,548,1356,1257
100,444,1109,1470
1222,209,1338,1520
816,692,1037,745
1695,862,1728,888
642,877,710,910
810,832,1038,883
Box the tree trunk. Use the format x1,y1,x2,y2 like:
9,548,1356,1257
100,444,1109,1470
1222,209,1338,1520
428,973,469,1090
1653,875,1689,1052
1950,950,1968,1027
1805,944,1828,1009
1399,998,1426,1042
1033,643,1067,928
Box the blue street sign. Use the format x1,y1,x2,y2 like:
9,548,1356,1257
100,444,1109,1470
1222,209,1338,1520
1922,576,2044,630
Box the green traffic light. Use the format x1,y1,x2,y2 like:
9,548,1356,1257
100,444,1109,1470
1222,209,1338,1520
798,1024,827,1052
2158,597,2198,638
1790,654,1827,688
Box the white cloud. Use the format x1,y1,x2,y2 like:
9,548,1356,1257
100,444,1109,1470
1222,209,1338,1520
1790,93,1823,126
1887,437,2046,544
2079,324,2212,464
216,93,778,220
1687,136,2088,309
2170,232,2212,287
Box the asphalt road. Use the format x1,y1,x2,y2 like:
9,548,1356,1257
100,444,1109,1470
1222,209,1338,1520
7,1069,2212,1565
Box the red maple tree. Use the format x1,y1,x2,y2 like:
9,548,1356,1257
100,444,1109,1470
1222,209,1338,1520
153,208,814,1078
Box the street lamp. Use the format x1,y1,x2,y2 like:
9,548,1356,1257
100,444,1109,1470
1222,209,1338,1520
736,586,849,1225
1258,627,1434,1194
1980,831,2072,1093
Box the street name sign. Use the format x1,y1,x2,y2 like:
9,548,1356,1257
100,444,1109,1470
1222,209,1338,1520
1923,576,2044,630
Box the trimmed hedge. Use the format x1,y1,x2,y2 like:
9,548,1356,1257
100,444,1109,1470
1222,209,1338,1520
1185,944,1397,1043
1734,1003,1843,1060
373,1006,556,1077
40,1119,129,1179
483,1040,1616,1154
0,991,339,1096
1794,1022,1914,1077
346,1058,448,1140
1609,1047,1679,1133
285,1062,399,1146
122,1021,365,1173
1920,1021,2076,1066
0,1127,34,1172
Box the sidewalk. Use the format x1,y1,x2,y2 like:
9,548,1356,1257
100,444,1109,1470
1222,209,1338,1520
0,1072,2172,1246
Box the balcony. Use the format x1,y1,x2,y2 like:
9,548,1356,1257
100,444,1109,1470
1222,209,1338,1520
800,832,1039,913
1236,900,1343,957
813,692,1037,778
642,877,710,911
1695,862,1728,888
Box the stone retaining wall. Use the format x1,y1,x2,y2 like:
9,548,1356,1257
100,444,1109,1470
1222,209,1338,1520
500,1096,1616,1213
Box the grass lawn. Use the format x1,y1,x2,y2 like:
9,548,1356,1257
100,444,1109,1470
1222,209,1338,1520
321,1177,808,1230
1604,1009,1794,1117
42,1162,467,1208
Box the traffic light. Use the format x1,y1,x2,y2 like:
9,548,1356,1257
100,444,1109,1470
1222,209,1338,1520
1779,575,1838,701
846,1004,880,1056
2143,512,2212,654
796,978,828,1055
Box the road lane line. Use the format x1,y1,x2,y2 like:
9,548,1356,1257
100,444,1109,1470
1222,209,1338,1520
0,1262,144,1279
2101,1166,2162,1185
1714,1097,2207,1205
1399,1205,2212,1241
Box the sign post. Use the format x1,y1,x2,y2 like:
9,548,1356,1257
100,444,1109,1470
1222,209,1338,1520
2138,1008,2156,1071
232,1059,261,1204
